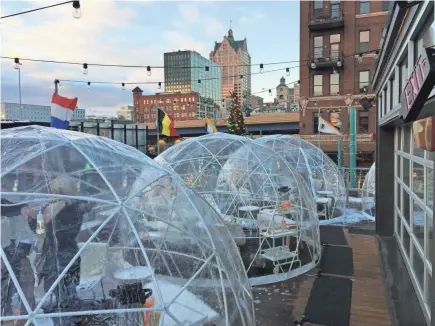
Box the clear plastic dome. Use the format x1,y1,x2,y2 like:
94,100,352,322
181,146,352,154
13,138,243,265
0,126,254,326
361,163,375,215
256,135,347,218
156,133,321,286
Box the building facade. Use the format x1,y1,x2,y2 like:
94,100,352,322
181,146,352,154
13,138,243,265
210,28,251,110
373,2,435,325
250,95,264,108
276,77,294,110
132,87,199,124
116,105,134,121
0,102,85,122
164,50,221,120
299,0,389,166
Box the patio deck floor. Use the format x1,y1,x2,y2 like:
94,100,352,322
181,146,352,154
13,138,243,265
253,225,393,326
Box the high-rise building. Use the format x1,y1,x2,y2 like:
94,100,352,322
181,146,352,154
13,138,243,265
299,0,389,167
210,28,251,111
164,50,221,120
0,102,85,122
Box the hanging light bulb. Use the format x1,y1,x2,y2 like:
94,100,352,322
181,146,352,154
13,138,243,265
240,75,243,79
333,67,338,75
83,63,88,75
260,64,264,73
268,89,272,96
13,179,18,192
158,82,162,89
310,62,316,69
337,60,342,67
87,81,91,89
147,66,152,76
286,68,290,76
198,79,201,83
36,209,45,235
374,49,379,59
14,58,21,70
205,66,209,72
358,53,363,63
72,1,81,19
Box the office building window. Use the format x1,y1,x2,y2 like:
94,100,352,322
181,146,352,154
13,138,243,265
359,71,370,93
359,30,370,52
313,36,323,58
313,75,323,96
330,34,341,59
314,0,323,9
313,112,319,133
330,73,340,95
358,111,369,132
359,0,370,14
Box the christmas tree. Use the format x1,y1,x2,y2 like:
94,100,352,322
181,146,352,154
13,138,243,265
227,91,247,136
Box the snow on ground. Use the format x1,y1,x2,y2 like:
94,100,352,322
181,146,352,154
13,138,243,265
320,208,375,226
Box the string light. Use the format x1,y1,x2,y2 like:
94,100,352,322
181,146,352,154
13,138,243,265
374,49,379,59
72,1,81,19
14,58,21,69
260,64,264,73
333,67,338,75
87,81,91,88
310,62,316,69
205,66,209,72
358,53,363,63
121,83,125,90
286,67,290,76
268,89,272,96
158,82,162,89
147,66,151,76
198,79,201,83
83,63,88,75
240,75,243,79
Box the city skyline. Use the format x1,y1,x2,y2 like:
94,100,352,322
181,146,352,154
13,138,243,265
1,0,300,116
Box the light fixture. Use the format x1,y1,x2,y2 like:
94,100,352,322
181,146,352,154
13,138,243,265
198,79,201,83
158,82,162,89
286,67,290,76
205,66,209,72
333,67,338,75
337,60,342,67
240,75,243,79
72,1,81,19
310,62,316,69
297,80,300,85
336,92,340,98
147,66,151,76
268,89,272,96
358,53,363,63
374,49,379,59
314,101,318,107
83,63,88,75
14,58,21,69
121,83,125,90
13,179,18,192
87,81,91,88
260,64,264,73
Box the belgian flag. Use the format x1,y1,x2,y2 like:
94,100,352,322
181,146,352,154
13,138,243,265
157,108,178,137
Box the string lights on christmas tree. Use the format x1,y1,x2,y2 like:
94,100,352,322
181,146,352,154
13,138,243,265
227,91,247,136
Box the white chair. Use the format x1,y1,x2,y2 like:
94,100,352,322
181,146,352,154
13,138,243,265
76,242,108,299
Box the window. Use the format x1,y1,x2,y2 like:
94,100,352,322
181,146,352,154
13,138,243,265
358,111,369,132
314,0,323,9
313,113,319,133
359,71,370,93
382,0,391,11
313,75,323,96
359,30,370,52
399,55,408,92
330,73,340,95
330,34,341,59
313,36,323,58
330,0,341,18
359,0,370,14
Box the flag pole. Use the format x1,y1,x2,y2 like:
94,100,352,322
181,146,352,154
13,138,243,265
317,105,321,149
156,102,160,155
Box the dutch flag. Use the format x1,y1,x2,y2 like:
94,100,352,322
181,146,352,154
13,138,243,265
50,93,78,129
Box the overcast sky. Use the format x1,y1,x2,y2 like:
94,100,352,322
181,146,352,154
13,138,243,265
1,0,300,116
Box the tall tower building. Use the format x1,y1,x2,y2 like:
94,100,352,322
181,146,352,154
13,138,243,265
210,28,251,111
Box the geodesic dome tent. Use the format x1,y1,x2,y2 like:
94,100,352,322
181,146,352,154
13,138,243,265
215,142,320,285
256,135,347,219
0,126,254,326
361,162,376,215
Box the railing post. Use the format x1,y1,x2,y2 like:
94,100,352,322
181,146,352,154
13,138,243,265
135,124,139,149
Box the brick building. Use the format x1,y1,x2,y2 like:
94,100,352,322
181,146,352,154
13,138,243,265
132,87,198,124
299,0,390,166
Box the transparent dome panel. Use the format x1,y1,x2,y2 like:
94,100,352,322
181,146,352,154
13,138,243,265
1,125,254,326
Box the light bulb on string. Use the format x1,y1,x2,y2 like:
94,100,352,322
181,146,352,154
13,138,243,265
147,66,152,76
268,89,272,96
259,64,264,73
83,63,88,75
205,66,209,72
158,82,162,89
13,179,18,192
375,49,379,59
87,81,91,89
121,83,125,90
198,79,201,83
72,1,81,19
240,75,243,79
333,67,338,75
358,53,363,63
286,67,290,76
14,58,21,70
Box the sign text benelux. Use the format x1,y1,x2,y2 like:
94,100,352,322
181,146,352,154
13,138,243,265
400,47,435,122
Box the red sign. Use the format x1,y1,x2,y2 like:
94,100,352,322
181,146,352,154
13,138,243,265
401,47,435,122
413,116,435,152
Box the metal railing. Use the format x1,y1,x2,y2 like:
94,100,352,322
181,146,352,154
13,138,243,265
339,167,371,194
309,7,344,23
299,134,374,143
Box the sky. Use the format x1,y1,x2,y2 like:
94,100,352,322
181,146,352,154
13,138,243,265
1,0,300,116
